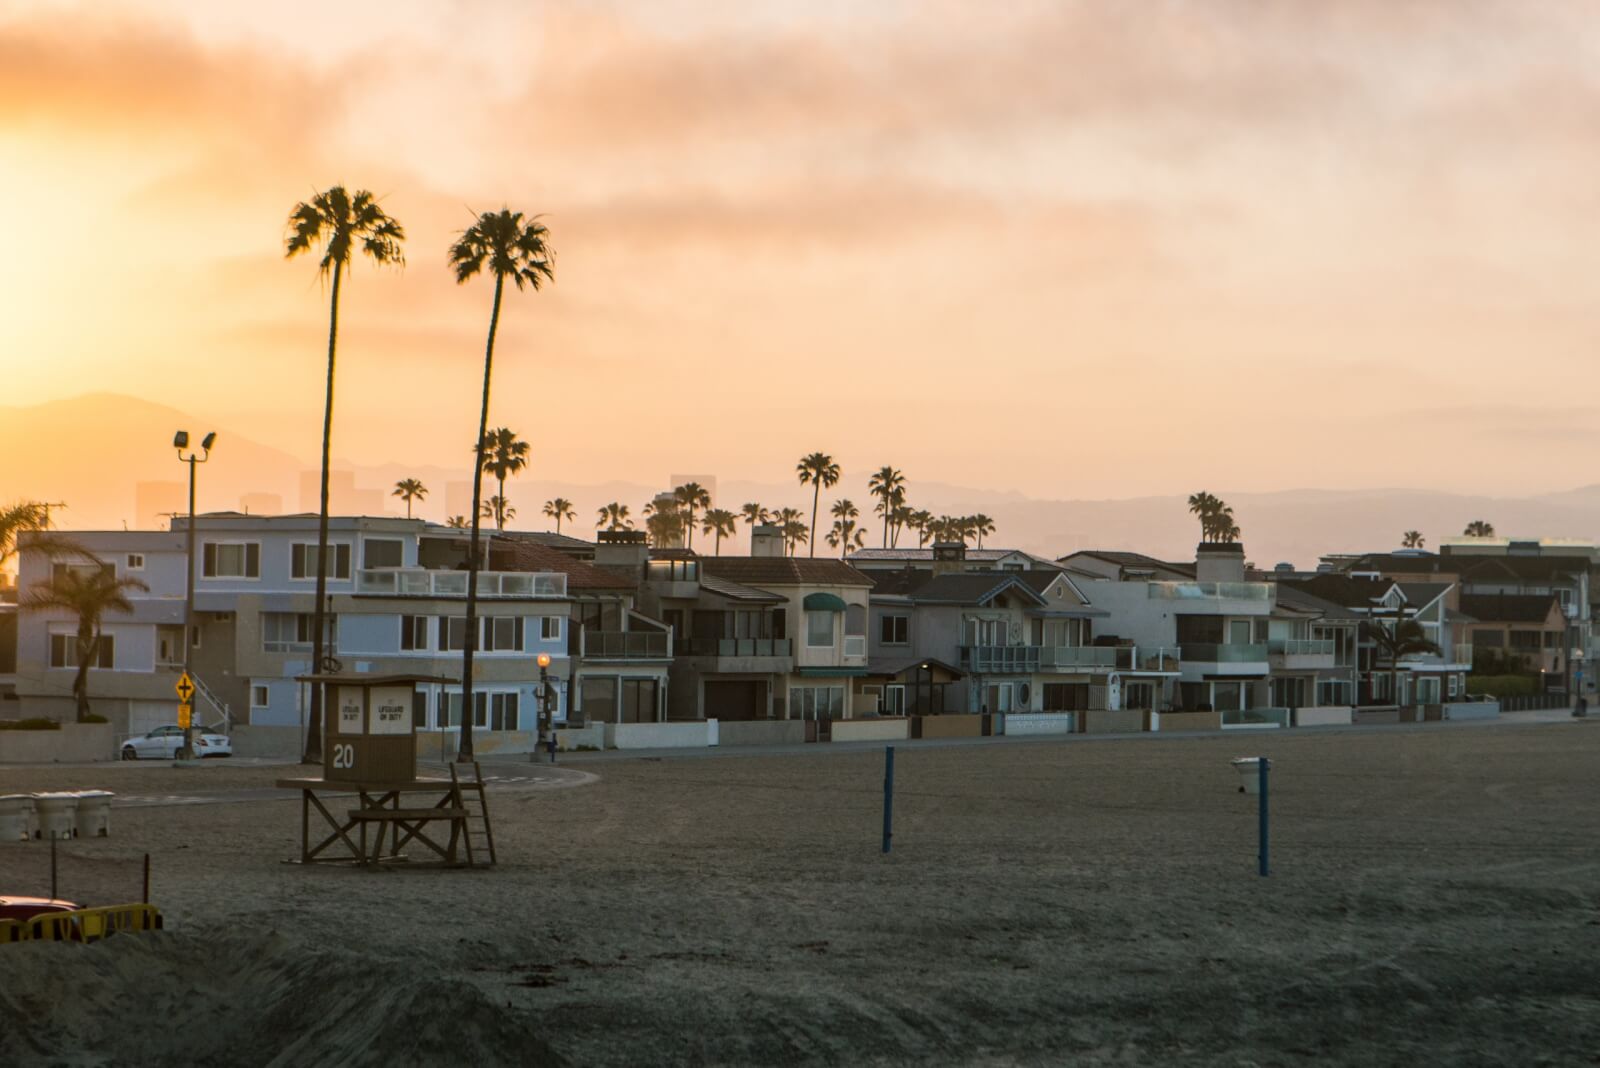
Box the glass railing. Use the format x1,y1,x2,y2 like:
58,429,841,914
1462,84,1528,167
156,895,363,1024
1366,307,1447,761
679,637,792,657
960,645,1041,672
355,569,566,598
1267,639,1335,657
1181,643,1269,663
1222,707,1289,727
1039,646,1116,669
1148,582,1272,600
582,630,671,658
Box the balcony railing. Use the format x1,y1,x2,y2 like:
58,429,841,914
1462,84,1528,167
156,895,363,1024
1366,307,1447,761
1181,642,1269,664
679,637,792,658
1039,646,1116,669
355,568,566,598
582,630,671,659
1222,707,1290,728
1268,639,1335,657
960,645,1040,673
1149,582,1272,601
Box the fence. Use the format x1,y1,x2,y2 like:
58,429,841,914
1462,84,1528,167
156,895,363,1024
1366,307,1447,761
1496,693,1569,712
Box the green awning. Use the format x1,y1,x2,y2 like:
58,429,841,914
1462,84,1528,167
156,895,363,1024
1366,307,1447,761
803,592,848,612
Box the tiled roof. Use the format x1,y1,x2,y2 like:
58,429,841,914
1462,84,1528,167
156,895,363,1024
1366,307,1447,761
1274,584,1362,620
870,568,933,597
1397,582,1452,608
1278,575,1393,609
908,573,1047,606
1061,550,1196,578
700,556,874,587
849,548,1028,562
700,573,784,603
515,531,596,556
1458,593,1564,624
648,548,700,561
490,539,637,591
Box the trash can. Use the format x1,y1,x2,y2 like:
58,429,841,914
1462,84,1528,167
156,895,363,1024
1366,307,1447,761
1231,757,1264,795
32,792,79,839
0,795,35,841
73,791,114,838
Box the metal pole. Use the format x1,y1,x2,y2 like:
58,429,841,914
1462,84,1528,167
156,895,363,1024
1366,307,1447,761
181,454,197,759
50,831,58,898
1258,756,1270,877
882,745,895,854
142,853,150,904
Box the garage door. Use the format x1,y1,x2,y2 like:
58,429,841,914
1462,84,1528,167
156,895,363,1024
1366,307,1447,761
128,701,174,737
703,680,765,721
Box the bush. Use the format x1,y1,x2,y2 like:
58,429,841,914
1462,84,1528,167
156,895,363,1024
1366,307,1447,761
0,718,62,731
81,713,108,723
1465,674,1539,698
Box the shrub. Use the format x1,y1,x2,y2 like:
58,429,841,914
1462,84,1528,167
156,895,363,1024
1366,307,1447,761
0,718,63,731
81,713,109,723
1465,674,1539,698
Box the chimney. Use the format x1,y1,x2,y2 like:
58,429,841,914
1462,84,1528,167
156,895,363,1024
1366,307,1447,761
932,541,967,577
750,524,784,558
1195,542,1245,583
595,529,649,569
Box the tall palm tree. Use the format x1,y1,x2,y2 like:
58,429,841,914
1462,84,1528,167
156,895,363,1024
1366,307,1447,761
0,501,52,571
644,500,685,547
482,497,516,526
1367,616,1441,709
971,513,996,548
285,185,405,763
740,503,770,532
1464,520,1495,537
908,509,934,548
446,515,469,529
24,561,148,721
885,488,909,547
479,428,530,530
867,466,906,548
796,452,841,558
1187,491,1220,542
597,502,633,531
775,507,806,556
1402,530,1425,549
392,479,427,519
674,483,712,550
450,208,554,762
826,516,866,557
543,498,576,534
701,508,738,555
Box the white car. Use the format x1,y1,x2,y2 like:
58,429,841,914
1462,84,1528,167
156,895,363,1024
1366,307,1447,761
120,725,233,760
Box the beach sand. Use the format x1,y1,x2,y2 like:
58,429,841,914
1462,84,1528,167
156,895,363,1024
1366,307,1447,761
2,722,1598,1066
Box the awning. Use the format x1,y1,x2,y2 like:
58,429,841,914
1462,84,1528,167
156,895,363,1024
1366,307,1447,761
802,592,848,612
796,666,870,678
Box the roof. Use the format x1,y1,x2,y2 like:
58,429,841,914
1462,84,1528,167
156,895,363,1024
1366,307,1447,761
863,656,966,680
699,573,784,604
848,547,1042,563
1277,574,1394,610
1458,593,1565,625
871,568,933,597
1058,550,1196,579
1349,551,1591,583
490,539,637,591
1397,582,1452,609
1273,584,1362,621
700,557,874,587
514,532,596,556
908,573,1047,607
648,548,700,562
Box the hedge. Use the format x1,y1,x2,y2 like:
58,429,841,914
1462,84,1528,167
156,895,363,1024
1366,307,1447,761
1464,674,1540,698
0,718,63,731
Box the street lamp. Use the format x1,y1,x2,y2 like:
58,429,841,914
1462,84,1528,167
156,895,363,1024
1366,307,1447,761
174,430,216,761
536,652,555,762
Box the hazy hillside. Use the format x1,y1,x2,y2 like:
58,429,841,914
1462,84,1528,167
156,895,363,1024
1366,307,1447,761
4,394,1599,564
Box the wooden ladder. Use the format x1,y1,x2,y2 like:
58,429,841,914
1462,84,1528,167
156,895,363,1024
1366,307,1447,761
449,761,497,867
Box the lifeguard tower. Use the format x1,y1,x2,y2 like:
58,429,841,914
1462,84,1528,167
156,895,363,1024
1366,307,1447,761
276,674,496,867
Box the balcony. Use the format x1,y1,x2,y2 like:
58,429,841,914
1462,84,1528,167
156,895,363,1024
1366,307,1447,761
1148,582,1272,601
679,637,792,659
580,629,672,660
960,645,1040,673
1267,638,1336,669
1180,643,1270,678
355,568,566,599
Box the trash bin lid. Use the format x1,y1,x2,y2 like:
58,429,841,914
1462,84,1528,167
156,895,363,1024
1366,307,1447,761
1230,757,1262,768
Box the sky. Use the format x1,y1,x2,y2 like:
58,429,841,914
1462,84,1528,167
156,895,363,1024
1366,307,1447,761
4,0,1600,505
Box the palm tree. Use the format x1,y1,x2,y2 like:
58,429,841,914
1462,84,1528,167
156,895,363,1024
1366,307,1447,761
796,452,841,558
0,501,52,571
24,560,148,721
886,489,910,547
782,518,810,556
1187,491,1221,542
392,479,427,519
479,428,530,530
450,208,554,762
543,498,576,534
970,513,996,548
674,482,712,551
644,500,686,547
1464,520,1495,537
1367,616,1441,709
446,515,469,529
826,516,866,557
908,509,934,548
285,185,405,763
482,497,515,526
1402,530,1425,549
774,507,806,556
701,508,738,555
597,502,633,531
740,502,770,532
867,466,906,548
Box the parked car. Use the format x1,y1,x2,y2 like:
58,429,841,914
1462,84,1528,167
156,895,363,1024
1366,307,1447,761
120,725,232,760
0,896,80,922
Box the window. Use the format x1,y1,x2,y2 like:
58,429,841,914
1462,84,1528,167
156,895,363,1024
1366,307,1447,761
291,543,351,580
1316,679,1353,707
789,685,844,719
883,685,906,715
202,542,260,578
262,613,336,653
1043,682,1089,711
363,538,403,569
880,614,909,645
470,692,519,730
53,561,113,583
442,616,467,652
1448,674,1460,698
50,634,113,669
482,616,525,653
251,685,269,709
400,616,430,651
806,611,836,648
540,617,562,641
1416,677,1442,705
125,553,145,570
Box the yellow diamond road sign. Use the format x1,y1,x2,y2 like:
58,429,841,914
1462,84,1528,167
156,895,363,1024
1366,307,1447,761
175,672,196,703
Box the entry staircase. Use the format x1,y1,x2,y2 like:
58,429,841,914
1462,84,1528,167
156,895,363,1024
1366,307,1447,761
190,673,232,733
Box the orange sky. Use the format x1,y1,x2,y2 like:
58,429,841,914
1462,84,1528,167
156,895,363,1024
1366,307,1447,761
4,0,1600,501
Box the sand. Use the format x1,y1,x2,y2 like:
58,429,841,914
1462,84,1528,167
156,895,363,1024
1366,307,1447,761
2,722,1599,1066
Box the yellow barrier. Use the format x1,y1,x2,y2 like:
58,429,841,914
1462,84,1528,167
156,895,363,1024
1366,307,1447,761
17,904,164,944
0,919,28,944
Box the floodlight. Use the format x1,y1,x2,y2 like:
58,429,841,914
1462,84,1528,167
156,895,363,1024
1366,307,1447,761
173,430,189,449
201,432,217,451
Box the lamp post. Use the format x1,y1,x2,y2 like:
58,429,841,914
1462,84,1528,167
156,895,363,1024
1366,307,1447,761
173,430,215,761
536,652,552,761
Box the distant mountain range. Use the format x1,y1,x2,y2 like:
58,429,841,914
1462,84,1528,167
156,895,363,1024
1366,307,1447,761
4,393,1599,567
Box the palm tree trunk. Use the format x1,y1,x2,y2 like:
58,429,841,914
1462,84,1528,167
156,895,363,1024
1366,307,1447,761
809,483,820,558
304,258,342,764
405,497,413,519
881,494,889,548
461,274,504,761
73,623,94,722
496,474,506,530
